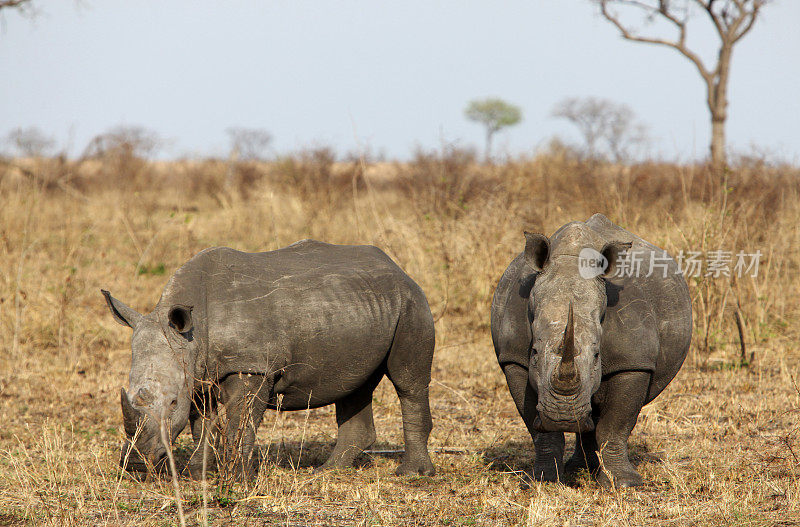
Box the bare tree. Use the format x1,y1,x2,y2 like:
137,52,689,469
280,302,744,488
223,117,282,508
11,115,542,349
0,0,37,20
464,98,522,162
3,126,56,157
552,97,648,162
552,98,609,160
0,0,33,11
226,127,272,161
78,125,163,187
594,0,767,169
83,125,163,159
606,104,649,162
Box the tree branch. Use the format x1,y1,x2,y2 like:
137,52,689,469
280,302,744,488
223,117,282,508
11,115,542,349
694,0,765,42
0,0,31,9
734,2,763,42
656,0,690,29
598,0,712,81
695,0,726,35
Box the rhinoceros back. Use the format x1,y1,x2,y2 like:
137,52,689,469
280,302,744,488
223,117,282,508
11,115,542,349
585,214,692,403
157,240,431,409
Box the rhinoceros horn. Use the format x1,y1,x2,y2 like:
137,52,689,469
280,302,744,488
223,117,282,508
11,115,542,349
552,302,580,395
121,388,142,437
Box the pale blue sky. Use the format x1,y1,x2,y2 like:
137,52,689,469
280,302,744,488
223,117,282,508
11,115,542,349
1,1,798,161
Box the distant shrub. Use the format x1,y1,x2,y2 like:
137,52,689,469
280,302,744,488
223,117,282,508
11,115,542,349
270,147,364,213
77,125,163,191
395,145,498,218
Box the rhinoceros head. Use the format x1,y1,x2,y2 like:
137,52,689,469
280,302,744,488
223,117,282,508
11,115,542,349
522,225,629,433
102,290,196,473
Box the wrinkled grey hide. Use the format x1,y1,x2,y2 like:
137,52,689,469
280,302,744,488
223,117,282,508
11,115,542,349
491,214,691,487
104,240,436,479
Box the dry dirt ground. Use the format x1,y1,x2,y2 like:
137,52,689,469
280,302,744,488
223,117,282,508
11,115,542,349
0,155,798,525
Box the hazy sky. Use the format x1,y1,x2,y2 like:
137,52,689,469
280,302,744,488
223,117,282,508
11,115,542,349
1,1,798,161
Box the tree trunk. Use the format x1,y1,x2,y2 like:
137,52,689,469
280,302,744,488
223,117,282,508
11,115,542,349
485,129,494,164
708,45,732,171
710,116,726,171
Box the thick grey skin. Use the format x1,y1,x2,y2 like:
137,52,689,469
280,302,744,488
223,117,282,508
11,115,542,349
105,240,436,479
491,214,691,488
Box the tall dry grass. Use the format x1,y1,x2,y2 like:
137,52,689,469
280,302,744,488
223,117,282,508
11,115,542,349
0,150,798,525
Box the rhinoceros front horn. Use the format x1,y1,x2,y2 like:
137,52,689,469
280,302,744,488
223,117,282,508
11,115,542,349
121,388,142,437
552,302,580,395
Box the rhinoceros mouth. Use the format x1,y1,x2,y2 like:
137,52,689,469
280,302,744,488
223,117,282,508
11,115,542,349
534,410,595,433
120,445,168,474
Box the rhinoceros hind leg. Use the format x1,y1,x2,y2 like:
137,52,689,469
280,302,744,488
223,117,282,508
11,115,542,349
318,377,380,471
594,370,650,488
386,302,436,477
390,387,435,476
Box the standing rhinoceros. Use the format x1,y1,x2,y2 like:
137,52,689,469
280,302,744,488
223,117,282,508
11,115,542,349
491,214,691,487
103,240,436,479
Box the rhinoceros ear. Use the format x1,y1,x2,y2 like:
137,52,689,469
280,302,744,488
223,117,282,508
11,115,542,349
523,232,550,272
600,241,633,279
168,305,193,334
101,289,143,328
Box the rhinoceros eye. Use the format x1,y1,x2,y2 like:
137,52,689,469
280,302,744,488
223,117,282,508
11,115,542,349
530,347,539,358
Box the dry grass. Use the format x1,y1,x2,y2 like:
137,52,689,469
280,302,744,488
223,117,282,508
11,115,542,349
0,151,799,526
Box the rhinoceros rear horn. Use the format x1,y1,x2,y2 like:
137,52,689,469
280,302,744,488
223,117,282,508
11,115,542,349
102,290,144,329
121,388,142,437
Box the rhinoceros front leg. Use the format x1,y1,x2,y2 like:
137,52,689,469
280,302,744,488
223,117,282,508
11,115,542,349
565,431,599,475
594,370,650,488
218,373,271,481
502,363,564,482
501,363,537,437
533,431,565,482
185,389,219,479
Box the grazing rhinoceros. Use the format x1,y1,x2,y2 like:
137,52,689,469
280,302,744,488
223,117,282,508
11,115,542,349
491,214,691,487
103,240,436,479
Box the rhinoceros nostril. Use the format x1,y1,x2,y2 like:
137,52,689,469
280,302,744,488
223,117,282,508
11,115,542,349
134,387,155,406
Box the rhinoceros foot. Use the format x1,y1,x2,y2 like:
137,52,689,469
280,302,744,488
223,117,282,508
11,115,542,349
565,432,600,474
183,457,217,480
532,460,562,483
395,457,435,477
597,465,643,488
